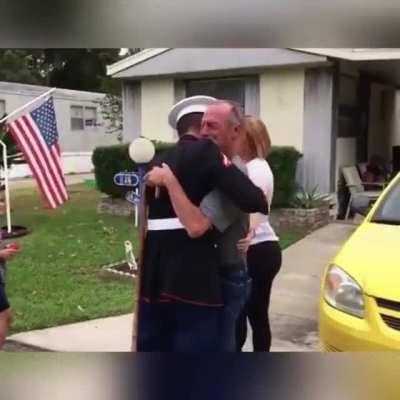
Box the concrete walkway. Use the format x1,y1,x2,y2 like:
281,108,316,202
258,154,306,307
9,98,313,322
6,222,356,352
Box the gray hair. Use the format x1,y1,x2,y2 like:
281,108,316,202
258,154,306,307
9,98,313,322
214,100,244,126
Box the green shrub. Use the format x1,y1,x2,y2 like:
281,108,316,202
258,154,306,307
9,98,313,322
93,142,302,206
92,143,133,198
267,146,302,208
290,186,331,209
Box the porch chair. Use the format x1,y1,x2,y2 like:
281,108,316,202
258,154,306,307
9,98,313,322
342,166,385,219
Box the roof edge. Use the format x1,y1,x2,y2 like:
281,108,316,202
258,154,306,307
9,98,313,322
107,48,171,76
0,81,106,97
291,48,400,61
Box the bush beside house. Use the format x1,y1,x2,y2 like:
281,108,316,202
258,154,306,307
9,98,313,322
267,146,302,207
92,143,135,199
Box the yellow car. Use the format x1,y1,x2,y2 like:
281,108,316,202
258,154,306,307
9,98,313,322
320,172,400,351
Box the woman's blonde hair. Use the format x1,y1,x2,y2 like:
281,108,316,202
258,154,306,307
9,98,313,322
243,116,271,159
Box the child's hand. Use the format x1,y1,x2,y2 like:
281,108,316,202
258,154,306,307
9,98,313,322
5,242,20,251
0,248,18,261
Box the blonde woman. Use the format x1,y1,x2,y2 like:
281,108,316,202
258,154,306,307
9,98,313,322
235,116,282,352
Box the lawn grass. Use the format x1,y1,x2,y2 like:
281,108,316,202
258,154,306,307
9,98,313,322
6,184,137,334
5,184,304,334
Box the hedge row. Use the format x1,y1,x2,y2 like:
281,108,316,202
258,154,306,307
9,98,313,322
92,141,302,208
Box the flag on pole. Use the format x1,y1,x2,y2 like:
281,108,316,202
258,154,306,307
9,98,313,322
6,97,69,208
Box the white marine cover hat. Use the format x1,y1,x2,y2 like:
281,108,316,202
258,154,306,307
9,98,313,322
168,95,217,129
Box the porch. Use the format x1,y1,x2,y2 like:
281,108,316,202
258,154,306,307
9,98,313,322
333,57,400,218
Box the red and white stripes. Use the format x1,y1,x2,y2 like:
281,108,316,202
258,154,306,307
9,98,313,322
8,115,68,209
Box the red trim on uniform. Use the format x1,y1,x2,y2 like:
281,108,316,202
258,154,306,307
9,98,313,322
160,292,223,307
141,297,171,303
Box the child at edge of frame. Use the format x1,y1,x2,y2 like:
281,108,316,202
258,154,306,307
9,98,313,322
0,185,21,349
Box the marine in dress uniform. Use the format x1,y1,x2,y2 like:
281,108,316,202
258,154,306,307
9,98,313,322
137,96,268,352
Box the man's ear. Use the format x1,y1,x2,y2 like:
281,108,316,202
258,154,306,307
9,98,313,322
231,124,241,141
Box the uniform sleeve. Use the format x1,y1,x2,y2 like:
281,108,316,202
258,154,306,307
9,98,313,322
203,141,269,214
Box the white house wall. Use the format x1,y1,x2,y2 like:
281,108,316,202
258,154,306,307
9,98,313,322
303,68,335,193
54,98,117,152
122,81,141,142
259,68,305,152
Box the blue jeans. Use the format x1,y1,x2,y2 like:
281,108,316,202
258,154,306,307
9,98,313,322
137,302,221,352
218,268,252,351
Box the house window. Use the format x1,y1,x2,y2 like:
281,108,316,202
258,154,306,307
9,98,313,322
71,105,84,130
0,100,6,118
71,105,98,131
84,107,97,127
185,78,246,110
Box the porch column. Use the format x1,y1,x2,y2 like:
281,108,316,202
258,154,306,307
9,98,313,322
122,81,141,141
303,67,337,194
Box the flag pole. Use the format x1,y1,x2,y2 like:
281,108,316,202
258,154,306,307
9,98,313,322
0,142,11,233
0,87,57,233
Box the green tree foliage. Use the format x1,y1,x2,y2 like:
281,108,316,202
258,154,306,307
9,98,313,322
0,50,46,85
97,94,123,141
43,49,122,93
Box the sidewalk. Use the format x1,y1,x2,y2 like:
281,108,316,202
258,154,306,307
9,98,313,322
7,222,356,352
8,314,133,352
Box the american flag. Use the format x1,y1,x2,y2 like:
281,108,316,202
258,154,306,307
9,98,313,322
7,97,69,208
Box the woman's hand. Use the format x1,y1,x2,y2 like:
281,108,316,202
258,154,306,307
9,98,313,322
237,229,255,256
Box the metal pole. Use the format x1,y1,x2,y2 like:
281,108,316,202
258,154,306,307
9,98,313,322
0,141,11,233
0,87,57,125
131,164,147,351
137,166,146,236
134,187,139,227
